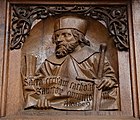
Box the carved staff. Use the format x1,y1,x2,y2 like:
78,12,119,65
76,43,107,110
94,43,107,111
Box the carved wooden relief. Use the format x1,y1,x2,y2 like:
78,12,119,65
10,5,128,51
10,5,121,111
21,16,119,111
2,1,137,119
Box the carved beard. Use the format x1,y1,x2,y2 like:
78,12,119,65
55,42,79,58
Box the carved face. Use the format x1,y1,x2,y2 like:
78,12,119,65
54,29,79,58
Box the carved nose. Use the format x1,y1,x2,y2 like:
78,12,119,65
57,36,64,44
58,36,64,41
57,38,63,42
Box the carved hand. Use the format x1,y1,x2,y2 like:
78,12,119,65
36,97,50,109
96,78,116,90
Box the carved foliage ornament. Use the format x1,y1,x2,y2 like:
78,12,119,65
10,5,128,51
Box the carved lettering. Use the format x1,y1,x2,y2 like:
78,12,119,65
69,82,93,92
21,16,119,111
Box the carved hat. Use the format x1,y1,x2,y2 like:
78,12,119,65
54,16,88,35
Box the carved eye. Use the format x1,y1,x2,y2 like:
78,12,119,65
55,34,59,39
62,33,72,37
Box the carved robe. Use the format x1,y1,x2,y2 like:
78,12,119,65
24,46,119,110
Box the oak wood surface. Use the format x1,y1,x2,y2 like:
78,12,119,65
0,0,8,117
0,0,140,120
131,0,140,117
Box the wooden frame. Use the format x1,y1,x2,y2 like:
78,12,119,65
0,0,139,120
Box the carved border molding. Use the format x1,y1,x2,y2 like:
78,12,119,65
10,5,128,51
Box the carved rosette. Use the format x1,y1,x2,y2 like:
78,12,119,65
10,5,128,51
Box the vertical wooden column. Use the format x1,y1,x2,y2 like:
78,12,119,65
0,0,7,117
132,0,140,117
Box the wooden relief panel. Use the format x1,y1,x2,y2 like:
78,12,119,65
12,5,123,111
1,1,138,120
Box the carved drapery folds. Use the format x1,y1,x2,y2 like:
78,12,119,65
10,5,128,51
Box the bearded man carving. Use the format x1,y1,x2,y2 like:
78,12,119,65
23,16,119,111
